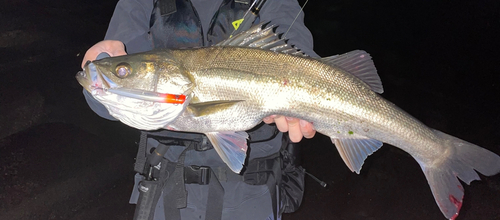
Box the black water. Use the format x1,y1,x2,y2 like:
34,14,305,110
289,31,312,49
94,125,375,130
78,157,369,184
1,1,499,219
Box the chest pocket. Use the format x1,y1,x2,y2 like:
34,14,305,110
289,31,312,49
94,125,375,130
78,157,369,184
206,0,254,45
150,0,253,49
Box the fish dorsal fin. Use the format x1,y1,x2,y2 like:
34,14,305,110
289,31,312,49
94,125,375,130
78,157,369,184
331,136,383,174
187,100,243,117
322,50,384,94
216,22,307,57
205,131,249,173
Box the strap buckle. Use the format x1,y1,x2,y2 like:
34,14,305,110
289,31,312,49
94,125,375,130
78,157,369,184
184,165,211,185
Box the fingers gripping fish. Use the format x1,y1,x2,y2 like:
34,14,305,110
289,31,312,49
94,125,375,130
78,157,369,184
76,23,500,219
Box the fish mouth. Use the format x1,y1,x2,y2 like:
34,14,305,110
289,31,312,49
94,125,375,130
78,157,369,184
75,63,114,96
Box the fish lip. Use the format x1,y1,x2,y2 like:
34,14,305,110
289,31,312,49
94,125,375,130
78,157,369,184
76,70,93,92
76,63,112,95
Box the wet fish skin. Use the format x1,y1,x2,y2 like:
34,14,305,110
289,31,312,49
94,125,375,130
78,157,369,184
76,25,500,220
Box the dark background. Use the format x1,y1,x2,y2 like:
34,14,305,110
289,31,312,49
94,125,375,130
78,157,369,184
1,0,499,219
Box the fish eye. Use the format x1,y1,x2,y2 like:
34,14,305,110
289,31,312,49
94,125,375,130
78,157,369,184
115,63,132,78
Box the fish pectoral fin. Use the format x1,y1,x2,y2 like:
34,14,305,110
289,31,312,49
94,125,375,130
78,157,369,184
331,137,383,174
205,131,249,173
321,50,384,94
187,100,243,117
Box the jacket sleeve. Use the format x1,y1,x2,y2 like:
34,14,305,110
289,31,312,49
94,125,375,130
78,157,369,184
259,0,319,58
84,0,154,120
104,0,154,54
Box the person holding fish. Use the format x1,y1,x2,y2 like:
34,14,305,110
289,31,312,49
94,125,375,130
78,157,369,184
81,0,318,219
78,0,500,218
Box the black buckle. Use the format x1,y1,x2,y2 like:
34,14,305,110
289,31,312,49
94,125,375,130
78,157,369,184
184,165,211,185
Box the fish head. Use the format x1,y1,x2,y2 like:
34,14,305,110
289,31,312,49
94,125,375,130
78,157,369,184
77,51,192,94
75,51,193,131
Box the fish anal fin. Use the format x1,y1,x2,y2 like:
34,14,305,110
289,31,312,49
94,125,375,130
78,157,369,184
187,100,243,117
205,131,249,173
321,50,384,94
331,136,383,174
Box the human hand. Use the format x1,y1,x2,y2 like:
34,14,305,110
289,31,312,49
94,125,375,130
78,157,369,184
263,115,316,142
81,40,127,68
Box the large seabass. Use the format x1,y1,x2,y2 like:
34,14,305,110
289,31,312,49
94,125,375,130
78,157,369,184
76,23,500,219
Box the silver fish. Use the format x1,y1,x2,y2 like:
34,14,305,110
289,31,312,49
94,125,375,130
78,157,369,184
76,23,500,219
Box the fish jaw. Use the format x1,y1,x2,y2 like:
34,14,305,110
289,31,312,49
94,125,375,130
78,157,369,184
76,62,115,96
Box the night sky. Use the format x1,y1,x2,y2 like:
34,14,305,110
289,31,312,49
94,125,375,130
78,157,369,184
1,0,499,219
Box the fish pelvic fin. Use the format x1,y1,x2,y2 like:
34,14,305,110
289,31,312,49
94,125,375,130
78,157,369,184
331,136,383,174
418,129,500,220
205,131,249,173
321,50,384,94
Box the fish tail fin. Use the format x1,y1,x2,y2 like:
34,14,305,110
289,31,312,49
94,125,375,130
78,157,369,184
419,129,500,220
